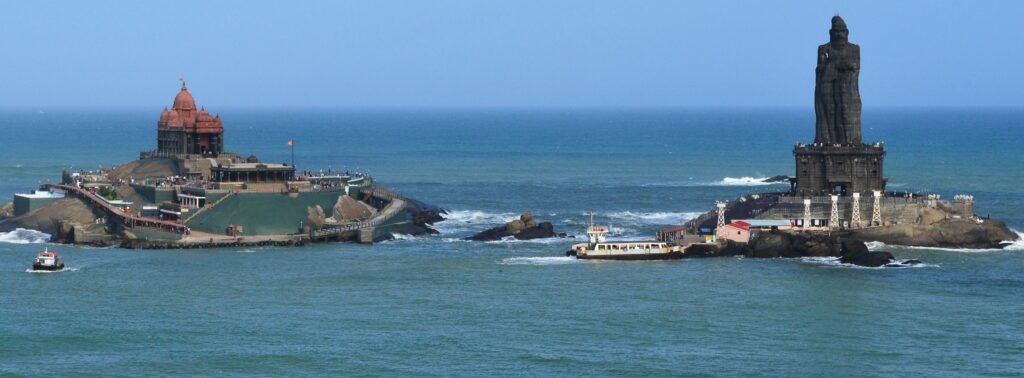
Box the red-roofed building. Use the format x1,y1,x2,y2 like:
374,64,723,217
717,221,751,243
156,82,224,156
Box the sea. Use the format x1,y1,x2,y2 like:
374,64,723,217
1,108,1022,376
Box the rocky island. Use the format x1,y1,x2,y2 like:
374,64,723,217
675,16,1019,258
0,83,445,248
466,212,568,241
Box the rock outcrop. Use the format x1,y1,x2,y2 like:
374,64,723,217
306,205,327,230
683,230,915,268
466,212,560,241
332,195,376,222
1,197,102,236
846,218,1018,249
0,202,13,221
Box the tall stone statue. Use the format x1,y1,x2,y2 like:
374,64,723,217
814,16,862,145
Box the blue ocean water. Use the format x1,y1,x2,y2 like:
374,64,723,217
1,108,1022,376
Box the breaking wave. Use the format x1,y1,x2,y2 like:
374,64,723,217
605,211,701,225
707,177,788,186
484,236,577,245
434,209,517,234
799,256,939,269
499,256,580,266
0,228,51,244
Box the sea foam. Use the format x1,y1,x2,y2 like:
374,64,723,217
0,228,51,244
605,211,702,225
707,176,788,186
499,256,579,266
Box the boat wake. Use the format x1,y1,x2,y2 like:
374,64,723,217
0,228,51,244
25,266,79,273
799,257,939,269
499,256,580,266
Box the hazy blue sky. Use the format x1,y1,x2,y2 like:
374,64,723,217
1,1,1020,108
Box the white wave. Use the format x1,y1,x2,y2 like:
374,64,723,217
442,209,517,224
483,236,577,245
26,267,79,273
499,256,579,266
434,209,517,234
706,177,788,186
389,233,422,241
605,211,701,225
799,256,939,269
0,228,51,244
866,231,1024,253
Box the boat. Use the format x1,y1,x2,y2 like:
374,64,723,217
31,248,65,271
567,221,685,261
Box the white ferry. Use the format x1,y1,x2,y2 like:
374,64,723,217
31,248,65,271
567,224,684,260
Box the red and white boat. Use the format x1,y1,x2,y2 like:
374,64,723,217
32,248,65,271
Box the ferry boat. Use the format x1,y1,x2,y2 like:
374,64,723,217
31,248,65,271
567,223,684,260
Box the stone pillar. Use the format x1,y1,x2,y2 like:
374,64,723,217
851,192,861,228
803,199,812,230
716,201,726,230
829,195,840,230
872,190,882,226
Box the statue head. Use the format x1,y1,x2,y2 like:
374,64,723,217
829,15,849,44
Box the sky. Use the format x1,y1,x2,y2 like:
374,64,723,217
0,0,1021,108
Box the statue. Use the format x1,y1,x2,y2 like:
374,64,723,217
814,16,862,145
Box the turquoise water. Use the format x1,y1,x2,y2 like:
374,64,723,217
1,108,1022,376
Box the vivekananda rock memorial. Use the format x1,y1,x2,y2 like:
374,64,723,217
1,83,446,248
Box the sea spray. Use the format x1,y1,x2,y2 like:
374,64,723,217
0,228,51,244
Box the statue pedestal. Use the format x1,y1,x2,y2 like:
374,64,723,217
793,143,886,196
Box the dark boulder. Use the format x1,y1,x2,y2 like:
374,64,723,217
466,226,513,241
465,213,561,241
840,251,895,267
748,232,792,258
515,222,555,240
412,209,445,225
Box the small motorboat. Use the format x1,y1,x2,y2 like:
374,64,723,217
31,248,65,271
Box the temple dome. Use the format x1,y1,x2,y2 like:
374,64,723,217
172,83,196,111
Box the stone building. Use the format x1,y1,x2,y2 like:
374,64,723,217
793,16,886,196
156,83,224,156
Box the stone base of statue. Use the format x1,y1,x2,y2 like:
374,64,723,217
792,142,886,196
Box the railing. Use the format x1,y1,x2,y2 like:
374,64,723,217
45,184,189,234
308,185,407,239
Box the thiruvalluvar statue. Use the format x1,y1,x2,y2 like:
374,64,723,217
814,15,862,145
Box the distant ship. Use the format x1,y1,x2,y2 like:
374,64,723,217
31,248,65,271
567,223,684,261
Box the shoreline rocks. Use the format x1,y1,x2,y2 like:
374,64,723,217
684,230,919,267
465,212,566,241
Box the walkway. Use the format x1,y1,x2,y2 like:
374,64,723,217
46,184,189,234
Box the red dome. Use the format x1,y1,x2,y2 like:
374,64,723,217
172,83,196,111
